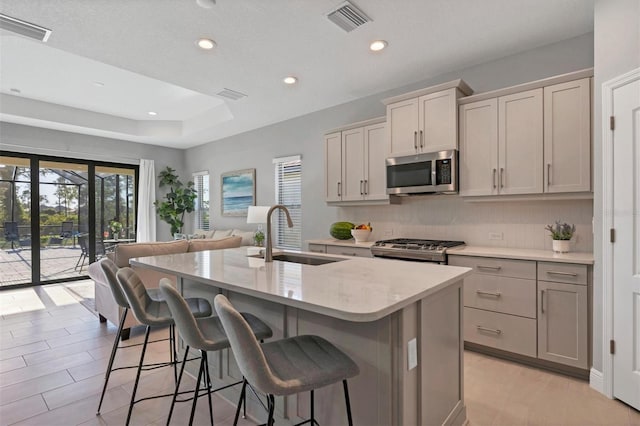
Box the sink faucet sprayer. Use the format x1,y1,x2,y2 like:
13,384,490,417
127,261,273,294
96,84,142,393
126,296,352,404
265,205,294,262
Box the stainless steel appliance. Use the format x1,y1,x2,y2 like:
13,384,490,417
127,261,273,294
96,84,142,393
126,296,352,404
371,238,465,263
386,149,458,195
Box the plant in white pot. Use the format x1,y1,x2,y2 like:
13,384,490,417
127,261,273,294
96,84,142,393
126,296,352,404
545,221,575,253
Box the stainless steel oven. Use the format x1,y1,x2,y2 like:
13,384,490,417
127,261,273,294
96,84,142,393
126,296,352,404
371,238,465,264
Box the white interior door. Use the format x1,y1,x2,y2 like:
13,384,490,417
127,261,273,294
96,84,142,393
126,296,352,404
612,76,640,411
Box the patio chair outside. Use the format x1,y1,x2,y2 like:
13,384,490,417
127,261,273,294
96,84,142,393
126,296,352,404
76,235,89,270
60,221,74,244
3,222,19,250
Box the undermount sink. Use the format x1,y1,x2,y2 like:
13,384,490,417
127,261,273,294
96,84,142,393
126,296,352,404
249,252,346,266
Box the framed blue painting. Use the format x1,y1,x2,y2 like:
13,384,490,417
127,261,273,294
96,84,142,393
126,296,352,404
221,168,255,216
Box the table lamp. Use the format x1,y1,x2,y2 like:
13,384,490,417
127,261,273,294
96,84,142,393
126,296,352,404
247,206,270,247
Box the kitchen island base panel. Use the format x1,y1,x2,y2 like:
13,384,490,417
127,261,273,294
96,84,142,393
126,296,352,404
178,278,465,426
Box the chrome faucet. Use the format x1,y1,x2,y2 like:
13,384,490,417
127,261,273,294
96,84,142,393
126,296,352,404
265,204,294,262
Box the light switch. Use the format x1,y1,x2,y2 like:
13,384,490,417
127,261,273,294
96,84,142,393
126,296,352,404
408,338,417,370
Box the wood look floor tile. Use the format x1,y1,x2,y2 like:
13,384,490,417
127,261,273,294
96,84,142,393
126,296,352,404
0,327,70,350
0,351,93,388
0,355,26,373
0,370,73,406
0,394,49,425
0,340,49,361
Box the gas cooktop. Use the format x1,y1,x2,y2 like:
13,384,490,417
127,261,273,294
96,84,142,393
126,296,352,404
370,238,465,263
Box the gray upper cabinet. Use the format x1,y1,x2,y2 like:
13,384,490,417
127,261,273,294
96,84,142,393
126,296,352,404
543,78,591,193
324,131,343,202
459,70,592,197
498,89,544,195
459,99,498,196
383,80,472,157
324,118,389,205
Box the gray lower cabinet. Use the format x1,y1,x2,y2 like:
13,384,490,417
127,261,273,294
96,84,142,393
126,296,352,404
308,242,373,258
450,254,591,372
537,264,589,369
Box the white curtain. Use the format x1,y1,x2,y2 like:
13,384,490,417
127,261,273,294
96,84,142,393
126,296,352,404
136,159,156,242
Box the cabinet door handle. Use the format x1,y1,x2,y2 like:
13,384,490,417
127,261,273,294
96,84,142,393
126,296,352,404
547,163,551,187
337,182,341,197
364,179,369,195
360,180,364,195
420,130,424,148
541,289,545,313
492,168,497,189
477,265,502,271
310,249,324,253
477,325,502,335
500,168,505,188
476,290,502,297
414,131,418,150
546,270,578,277
341,252,358,256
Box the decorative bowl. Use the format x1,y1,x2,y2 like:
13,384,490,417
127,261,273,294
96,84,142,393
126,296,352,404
350,229,371,243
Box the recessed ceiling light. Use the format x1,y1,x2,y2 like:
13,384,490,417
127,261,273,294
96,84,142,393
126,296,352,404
9,88,21,93
93,81,105,87
197,38,216,50
369,40,388,52
148,111,158,116
283,76,297,85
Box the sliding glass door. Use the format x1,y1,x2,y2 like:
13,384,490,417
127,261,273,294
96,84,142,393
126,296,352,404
0,153,137,288
0,155,32,286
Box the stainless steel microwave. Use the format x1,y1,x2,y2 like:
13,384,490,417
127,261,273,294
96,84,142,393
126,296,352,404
386,150,458,195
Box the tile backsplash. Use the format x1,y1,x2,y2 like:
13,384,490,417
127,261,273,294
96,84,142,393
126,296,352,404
341,196,593,253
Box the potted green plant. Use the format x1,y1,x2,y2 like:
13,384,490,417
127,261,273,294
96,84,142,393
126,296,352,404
545,221,575,253
110,220,123,240
154,167,197,236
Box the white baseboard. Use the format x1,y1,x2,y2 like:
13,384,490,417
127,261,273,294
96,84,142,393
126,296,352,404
590,368,604,394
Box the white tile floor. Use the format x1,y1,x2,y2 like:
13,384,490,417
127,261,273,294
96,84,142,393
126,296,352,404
0,281,638,426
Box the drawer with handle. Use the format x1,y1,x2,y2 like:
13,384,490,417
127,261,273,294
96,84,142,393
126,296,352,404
326,245,373,258
308,243,327,254
449,255,535,279
463,274,536,318
538,262,587,285
464,307,537,357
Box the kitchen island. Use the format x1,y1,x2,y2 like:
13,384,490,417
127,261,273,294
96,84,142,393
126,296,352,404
131,247,471,426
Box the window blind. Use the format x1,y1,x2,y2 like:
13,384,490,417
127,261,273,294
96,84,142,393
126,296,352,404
193,172,210,230
274,155,301,250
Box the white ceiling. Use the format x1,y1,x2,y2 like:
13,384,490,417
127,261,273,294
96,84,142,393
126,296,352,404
0,0,594,149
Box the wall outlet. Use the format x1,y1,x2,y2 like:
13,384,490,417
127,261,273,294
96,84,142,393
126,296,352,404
384,229,394,237
489,232,503,241
408,338,417,370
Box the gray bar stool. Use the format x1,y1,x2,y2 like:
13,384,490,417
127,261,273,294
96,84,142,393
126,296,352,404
115,267,212,426
214,294,360,426
96,258,177,414
159,280,273,426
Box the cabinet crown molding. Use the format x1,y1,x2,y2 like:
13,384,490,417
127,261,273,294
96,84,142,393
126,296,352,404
382,79,473,105
324,116,385,134
459,68,593,105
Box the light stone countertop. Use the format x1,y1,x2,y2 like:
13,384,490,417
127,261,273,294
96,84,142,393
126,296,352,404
448,245,594,265
307,239,375,248
131,247,471,322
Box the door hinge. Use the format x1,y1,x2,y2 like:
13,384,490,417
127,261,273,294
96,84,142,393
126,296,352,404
610,339,616,355
610,228,616,243
610,116,615,130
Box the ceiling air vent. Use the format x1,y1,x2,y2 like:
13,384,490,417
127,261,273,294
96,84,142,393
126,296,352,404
327,1,370,32
217,88,247,101
0,14,52,42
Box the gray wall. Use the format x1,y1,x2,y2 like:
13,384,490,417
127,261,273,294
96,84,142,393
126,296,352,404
592,0,640,373
0,122,185,241
185,33,594,243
